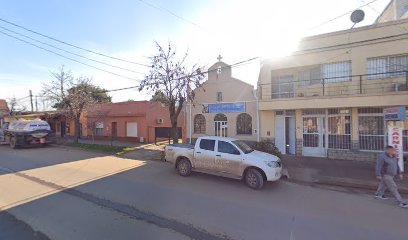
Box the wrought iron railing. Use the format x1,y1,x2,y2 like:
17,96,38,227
260,71,408,99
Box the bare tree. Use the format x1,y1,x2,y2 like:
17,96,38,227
42,65,74,109
42,67,111,143
7,97,27,116
139,42,205,143
62,78,111,143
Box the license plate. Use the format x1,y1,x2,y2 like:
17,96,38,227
40,138,45,143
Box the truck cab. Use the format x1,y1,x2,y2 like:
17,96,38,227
165,136,282,189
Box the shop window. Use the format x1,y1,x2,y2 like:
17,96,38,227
236,113,252,135
358,108,385,151
302,117,319,147
328,109,351,149
194,114,206,134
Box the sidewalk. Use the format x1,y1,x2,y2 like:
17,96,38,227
56,136,165,161
282,155,408,194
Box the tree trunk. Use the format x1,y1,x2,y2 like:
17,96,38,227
170,115,179,144
74,117,81,144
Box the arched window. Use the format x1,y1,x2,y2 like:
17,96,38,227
214,114,227,121
237,113,252,135
194,114,206,134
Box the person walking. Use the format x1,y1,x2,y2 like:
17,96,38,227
375,146,407,208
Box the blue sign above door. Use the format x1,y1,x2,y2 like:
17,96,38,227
384,107,406,121
208,102,246,113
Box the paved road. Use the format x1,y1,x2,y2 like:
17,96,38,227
0,145,407,240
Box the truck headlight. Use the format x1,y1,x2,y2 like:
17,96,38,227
264,161,280,168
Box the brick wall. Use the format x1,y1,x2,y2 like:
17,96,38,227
296,139,303,156
327,149,379,162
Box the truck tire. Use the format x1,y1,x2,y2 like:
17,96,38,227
245,168,264,189
10,137,18,149
177,158,192,177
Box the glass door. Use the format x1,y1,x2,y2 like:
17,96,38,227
215,121,228,137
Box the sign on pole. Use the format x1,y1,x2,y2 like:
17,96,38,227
388,126,404,172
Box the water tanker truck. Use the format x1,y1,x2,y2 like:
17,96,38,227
0,118,54,148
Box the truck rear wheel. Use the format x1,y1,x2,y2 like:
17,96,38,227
10,137,18,149
245,168,264,189
177,158,192,177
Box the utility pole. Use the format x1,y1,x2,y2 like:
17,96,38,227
35,95,38,112
29,90,33,112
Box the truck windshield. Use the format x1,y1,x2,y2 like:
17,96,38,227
232,140,254,154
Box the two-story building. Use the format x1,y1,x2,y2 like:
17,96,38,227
186,57,259,143
258,1,408,161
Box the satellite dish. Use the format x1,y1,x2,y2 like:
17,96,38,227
350,9,365,24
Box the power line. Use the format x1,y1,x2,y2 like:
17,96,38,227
104,56,259,92
0,29,142,81
137,0,206,31
290,31,408,57
0,17,151,67
0,25,145,75
308,0,380,30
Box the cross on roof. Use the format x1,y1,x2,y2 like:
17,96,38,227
217,54,223,62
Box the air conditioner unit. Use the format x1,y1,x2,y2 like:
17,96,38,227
157,118,164,124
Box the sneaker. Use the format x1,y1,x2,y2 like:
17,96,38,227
374,194,388,200
399,203,408,208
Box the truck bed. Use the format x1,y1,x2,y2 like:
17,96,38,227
167,144,194,149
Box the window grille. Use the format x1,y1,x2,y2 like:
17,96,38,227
299,66,321,86
216,92,223,102
194,114,206,134
302,109,326,115
271,75,295,99
358,108,385,151
367,55,408,79
328,109,351,149
236,113,252,135
322,61,352,83
95,122,104,136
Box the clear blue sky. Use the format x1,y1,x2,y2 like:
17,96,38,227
0,0,391,109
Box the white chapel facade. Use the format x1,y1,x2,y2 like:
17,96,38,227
186,56,258,142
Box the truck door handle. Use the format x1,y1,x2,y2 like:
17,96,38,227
216,154,221,157
196,151,201,154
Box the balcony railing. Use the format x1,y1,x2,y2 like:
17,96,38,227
260,71,408,100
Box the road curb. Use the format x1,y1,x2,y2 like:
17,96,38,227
284,177,408,194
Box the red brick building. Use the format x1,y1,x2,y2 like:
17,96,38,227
67,101,185,143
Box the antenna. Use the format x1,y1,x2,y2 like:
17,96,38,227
350,9,365,27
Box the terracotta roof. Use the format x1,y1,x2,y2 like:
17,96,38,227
0,99,9,113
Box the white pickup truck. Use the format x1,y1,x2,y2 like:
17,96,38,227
164,136,282,189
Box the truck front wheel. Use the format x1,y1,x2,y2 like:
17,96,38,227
177,158,192,177
245,168,264,189
10,137,18,149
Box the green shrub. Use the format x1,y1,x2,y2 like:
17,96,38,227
250,139,282,158
65,143,130,153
